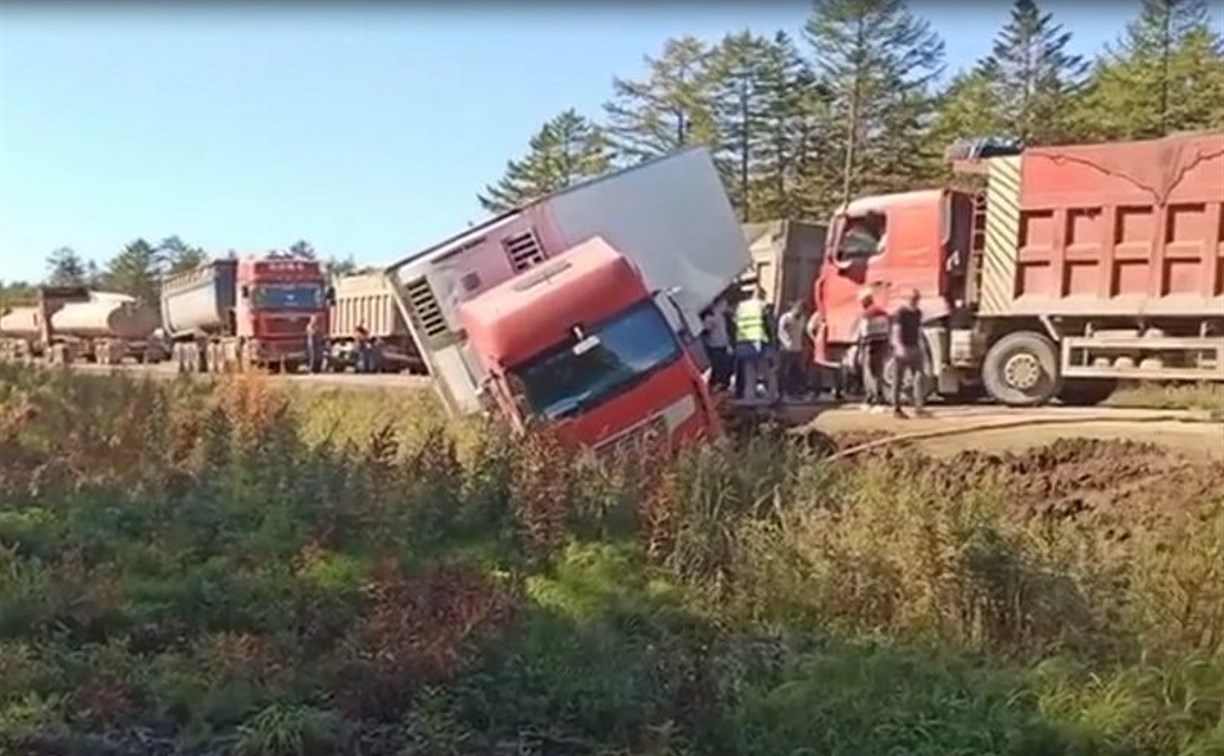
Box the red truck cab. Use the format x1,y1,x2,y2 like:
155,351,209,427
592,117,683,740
458,237,719,456
815,189,956,355
236,257,331,366
815,132,1224,405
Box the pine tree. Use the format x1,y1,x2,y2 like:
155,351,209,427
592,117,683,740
760,33,837,219
288,240,317,260
709,31,775,220
984,0,1089,145
158,236,208,274
326,255,357,279
478,109,611,213
804,0,946,204
101,239,164,304
1080,0,1224,139
930,65,1007,152
46,247,90,287
603,37,720,164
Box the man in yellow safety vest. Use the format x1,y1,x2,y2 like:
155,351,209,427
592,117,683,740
733,283,777,405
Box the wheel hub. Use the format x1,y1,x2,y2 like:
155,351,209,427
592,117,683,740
1003,353,1042,391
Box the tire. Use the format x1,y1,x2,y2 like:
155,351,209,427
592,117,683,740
981,331,1061,407
1058,379,1117,407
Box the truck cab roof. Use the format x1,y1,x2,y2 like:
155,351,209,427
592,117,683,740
458,236,649,370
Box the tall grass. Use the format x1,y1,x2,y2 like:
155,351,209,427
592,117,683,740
0,363,1220,755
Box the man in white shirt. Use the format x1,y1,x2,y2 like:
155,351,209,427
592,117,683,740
701,296,733,391
776,300,808,399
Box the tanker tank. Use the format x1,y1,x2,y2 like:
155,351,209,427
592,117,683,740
0,306,40,340
50,299,160,340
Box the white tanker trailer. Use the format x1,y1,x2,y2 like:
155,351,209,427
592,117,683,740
0,289,166,365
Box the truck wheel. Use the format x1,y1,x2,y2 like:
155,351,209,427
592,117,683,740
981,331,1061,407
1058,379,1117,407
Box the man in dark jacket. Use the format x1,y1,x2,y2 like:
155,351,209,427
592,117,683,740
891,288,928,418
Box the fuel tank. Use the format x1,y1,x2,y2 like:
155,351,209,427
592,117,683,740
0,306,40,339
50,300,160,340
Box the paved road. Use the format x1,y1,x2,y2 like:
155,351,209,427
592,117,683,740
52,361,1224,459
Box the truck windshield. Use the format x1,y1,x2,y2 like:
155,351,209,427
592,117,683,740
510,299,682,421
252,283,324,310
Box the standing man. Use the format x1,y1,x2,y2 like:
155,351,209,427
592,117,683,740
806,307,844,400
733,283,774,405
852,286,891,412
354,324,373,374
305,315,326,374
776,300,808,400
701,297,734,391
891,288,928,418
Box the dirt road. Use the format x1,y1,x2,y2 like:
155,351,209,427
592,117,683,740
813,405,1224,460
55,361,1224,460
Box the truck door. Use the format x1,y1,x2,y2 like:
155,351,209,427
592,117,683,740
819,198,947,346
820,210,889,345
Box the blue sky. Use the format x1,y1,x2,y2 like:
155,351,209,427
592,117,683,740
0,1,1184,283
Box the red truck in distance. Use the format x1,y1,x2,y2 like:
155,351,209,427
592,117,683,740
161,254,333,373
813,131,1224,406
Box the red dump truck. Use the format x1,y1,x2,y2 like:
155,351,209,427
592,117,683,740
0,287,164,365
161,254,333,373
812,131,1224,406
383,146,751,455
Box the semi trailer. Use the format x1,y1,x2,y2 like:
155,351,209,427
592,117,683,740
0,287,163,365
382,146,752,454
161,254,332,373
811,131,1224,406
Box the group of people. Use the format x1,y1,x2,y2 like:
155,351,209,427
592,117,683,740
698,282,929,419
304,315,379,374
699,283,826,405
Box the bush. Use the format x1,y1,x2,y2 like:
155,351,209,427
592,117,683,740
0,363,1219,754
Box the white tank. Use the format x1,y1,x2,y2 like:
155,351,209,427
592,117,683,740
50,300,160,340
0,306,40,339
88,291,137,304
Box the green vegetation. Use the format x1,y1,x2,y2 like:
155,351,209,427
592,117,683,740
1,364,1222,755
1109,382,1224,416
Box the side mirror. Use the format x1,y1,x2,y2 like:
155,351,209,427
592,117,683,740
240,285,251,299
325,286,336,305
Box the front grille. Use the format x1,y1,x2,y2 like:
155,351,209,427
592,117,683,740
263,317,309,335
592,414,669,466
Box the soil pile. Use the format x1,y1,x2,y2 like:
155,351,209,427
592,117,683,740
927,438,1223,543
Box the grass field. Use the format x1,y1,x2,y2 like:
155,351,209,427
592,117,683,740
1,364,1221,755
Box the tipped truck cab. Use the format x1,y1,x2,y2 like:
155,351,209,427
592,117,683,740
383,146,750,454
459,237,719,454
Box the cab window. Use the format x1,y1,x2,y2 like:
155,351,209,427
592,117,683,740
836,211,888,262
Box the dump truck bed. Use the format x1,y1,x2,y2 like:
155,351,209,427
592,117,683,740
977,131,1224,317
161,260,238,336
329,272,409,339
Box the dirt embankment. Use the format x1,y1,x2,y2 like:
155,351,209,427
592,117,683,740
848,437,1223,546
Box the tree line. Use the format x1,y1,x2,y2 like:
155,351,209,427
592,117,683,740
0,239,358,308
480,0,1224,221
